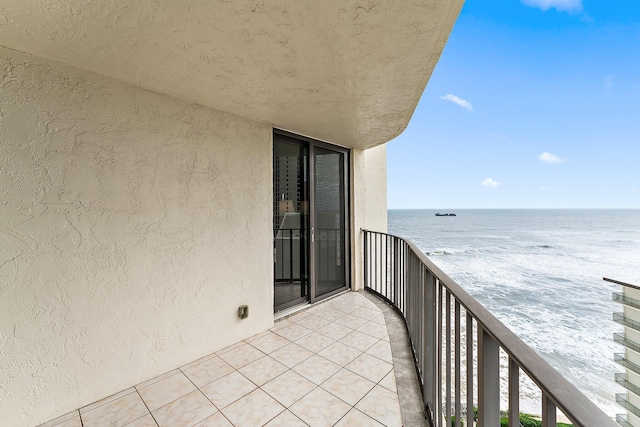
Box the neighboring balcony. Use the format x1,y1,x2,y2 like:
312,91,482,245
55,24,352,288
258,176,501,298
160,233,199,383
610,277,640,427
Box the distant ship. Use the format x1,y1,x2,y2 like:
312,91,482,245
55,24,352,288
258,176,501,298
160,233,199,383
435,213,456,216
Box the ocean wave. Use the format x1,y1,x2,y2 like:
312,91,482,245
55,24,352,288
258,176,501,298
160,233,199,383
426,248,467,256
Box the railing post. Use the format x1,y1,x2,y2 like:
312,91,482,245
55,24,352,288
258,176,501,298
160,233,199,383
466,313,474,427
446,292,451,425
455,301,461,427
399,242,404,312
509,357,519,427
478,327,500,427
385,235,389,297
289,230,293,280
374,232,378,292
437,281,443,424
542,395,556,427
423,269,437,423
394,237,400,305
363,230,368,289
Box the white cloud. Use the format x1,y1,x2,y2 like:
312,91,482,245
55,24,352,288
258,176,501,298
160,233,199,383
538,152,565,164
481,178,501,188
440,94,474,111
521,0,582,12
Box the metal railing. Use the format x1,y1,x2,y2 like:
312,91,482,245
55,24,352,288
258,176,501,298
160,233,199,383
612,292,640,311
617,414,633,427
274,228,305,281
363,229,616,427
615,373,640,397
615,354,640,377
613,313,640,333
614,333,640,354
616,394,640,418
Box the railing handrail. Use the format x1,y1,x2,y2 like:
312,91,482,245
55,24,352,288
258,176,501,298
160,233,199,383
362,229,616,427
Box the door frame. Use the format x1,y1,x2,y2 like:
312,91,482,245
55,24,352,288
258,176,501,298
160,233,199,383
273,129,350,310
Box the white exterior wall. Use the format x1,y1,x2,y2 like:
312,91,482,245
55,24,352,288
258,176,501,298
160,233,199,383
351,145,388,291
0,48,274,426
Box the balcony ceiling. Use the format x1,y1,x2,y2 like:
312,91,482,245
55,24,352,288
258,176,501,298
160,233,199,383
0,0,463,149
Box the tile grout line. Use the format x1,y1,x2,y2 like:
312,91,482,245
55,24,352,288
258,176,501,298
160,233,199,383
176,365,242,427
267,313,364,425
267,297,388,425
132,387,160,427
288,301,396,425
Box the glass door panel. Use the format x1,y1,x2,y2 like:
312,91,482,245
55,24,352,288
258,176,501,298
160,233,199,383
273,136,309,311
312,146,347,298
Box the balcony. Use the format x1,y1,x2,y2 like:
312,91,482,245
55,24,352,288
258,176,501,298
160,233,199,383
39,230,618,427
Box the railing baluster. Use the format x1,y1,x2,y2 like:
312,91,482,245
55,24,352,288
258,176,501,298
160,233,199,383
542,394,557,427
393,237,399,305
363,229,368,288
455,300,461,427
509,357,520,427
403,243,406,312
410,253,414,340
419,264,425,410
289,230,293,280
478,327,500,427
406,251,412,346
437,281,443,425
374,232,378,293
466,312,474,427
400,242,405,313
384,235,388,296
424,269,437,423
446,291,452,425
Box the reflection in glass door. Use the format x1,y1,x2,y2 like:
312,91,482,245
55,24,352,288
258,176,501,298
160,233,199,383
273,136,309,311
312,147,347,299
273,131,349,312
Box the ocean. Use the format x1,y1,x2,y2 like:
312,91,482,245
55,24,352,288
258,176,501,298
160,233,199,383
388,209,640,417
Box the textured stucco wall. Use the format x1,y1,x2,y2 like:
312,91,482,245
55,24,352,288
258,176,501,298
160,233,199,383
0,47,273,426
363,145,388,234
0,0,465,149
351,145,388,291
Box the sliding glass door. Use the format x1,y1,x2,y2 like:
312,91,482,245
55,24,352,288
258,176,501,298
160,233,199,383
273,131,349,312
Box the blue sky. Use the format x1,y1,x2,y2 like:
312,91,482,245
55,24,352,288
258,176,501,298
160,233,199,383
387,0,640,209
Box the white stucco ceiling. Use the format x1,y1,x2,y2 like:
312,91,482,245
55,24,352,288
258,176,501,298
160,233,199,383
0,0,464,149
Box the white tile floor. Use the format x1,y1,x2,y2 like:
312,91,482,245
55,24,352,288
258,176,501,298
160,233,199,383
40,292,404,427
